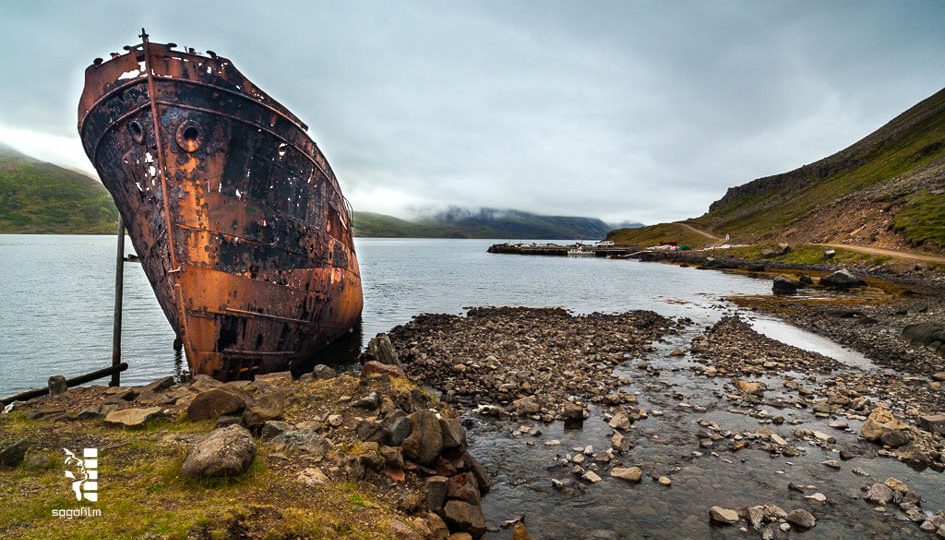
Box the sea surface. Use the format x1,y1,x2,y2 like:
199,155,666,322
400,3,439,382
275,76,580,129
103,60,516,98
0,235,860,396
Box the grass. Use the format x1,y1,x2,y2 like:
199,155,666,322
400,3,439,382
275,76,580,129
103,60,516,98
688,88,945,252
606,222,716,249
892,190,945,251
0,383,416,540
710,243,893,267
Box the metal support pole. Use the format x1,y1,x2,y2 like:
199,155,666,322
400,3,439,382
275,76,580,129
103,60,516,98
111,218,125,386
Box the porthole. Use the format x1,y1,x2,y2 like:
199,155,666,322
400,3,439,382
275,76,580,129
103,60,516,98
128,120,144,143
175,120,203,152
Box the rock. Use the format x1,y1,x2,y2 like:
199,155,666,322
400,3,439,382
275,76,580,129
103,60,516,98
448,472,481,504
512,396,541,414
181,424,256,478
772,276,799,295
464,453,491,494
610,466,642,483
186,388,246,421
611,432,630,453
880,429,912,448
709,506,739,525
883,477,909,493
297,467,329,486
443,500,486,537
860,406,908,442
352,392,380,410
402,409,443,465
657,476,671,486
253,371,293,385
786,509,816,529
312,364,337,379
385,415,413,446
425,476,450,511
367,333,400,366
804,493,827,504
562,402,586,420
260,420,290,440
270,429,330,460
582,470,602,483
608,411,631,430
242,392,286,430
143,376,176,393
215,415,242,428
361,360,405,378
439,417,467,449
920,515,945,532
0,439,28,468
47,375,68,396
24,453,51,469
933,372,945,382
902,323,945,349
919,414,945,436
104,406,163,427
864,483,894,505
512,522,534,540
734,379,765,395
822,459,841,469
820,268,866,290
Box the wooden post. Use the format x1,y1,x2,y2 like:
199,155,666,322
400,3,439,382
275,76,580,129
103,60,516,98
111,219,125,386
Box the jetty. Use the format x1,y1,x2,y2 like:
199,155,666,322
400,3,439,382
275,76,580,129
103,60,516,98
487,242,637,258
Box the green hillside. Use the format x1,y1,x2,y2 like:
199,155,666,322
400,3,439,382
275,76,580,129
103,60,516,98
611,87,945,254
0,144,118,234
354,208,611,239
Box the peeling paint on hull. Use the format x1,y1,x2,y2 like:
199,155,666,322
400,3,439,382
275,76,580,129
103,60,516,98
78,31,363,381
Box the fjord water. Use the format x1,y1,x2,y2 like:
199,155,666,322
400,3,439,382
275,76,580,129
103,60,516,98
2,235,849,395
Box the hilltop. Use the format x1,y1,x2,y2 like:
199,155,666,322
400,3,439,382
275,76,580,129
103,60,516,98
0,144,118,234
610,87,945,255
354,208,616,239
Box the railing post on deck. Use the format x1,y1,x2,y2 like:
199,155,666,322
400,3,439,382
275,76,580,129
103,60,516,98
111,218,125,386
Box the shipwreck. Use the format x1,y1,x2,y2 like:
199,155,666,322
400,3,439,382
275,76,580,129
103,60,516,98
78,30,363,381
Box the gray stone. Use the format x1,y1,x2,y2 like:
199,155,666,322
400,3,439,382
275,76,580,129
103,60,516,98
270,429,330,460
425,475,450,511
919,414,945,436
104,406,163,427
181,424,256,478
214,415,242,428
385,415,413,446
786,509,816,529
439,417,467,449
402,409,443,465
143,376,176,393
820,269,866,290
241,392,286,430
443,500,486,537
260,420,291,441
367,333,400,366
312,364,336,379
772,276,798,295
187,388,246,421
351,392,380,410
611,466,642,483
865,483,894,505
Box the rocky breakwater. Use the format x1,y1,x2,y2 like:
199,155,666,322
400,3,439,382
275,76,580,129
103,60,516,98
0,362,492,539
383,306,680,420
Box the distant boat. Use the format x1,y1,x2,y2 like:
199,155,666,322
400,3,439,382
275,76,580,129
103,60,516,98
78,30,363,380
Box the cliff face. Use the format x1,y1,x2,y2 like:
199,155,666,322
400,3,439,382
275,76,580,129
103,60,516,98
693,87,945,254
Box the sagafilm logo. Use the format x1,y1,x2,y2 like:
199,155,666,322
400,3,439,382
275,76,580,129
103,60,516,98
63,448,98,502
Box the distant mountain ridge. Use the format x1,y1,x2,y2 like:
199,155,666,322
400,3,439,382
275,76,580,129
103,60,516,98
610,86,945,254
0,146,618,239
354,207,614,239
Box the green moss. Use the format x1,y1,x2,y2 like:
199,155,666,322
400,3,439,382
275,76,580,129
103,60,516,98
892,191,945,250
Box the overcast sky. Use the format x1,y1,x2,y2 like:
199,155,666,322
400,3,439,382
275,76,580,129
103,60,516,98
1,1,943,223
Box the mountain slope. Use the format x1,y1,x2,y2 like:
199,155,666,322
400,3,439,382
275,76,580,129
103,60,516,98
611,87,945,253
0,144,118,234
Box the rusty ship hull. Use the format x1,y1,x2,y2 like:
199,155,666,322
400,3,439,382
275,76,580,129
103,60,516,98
78,31,363,381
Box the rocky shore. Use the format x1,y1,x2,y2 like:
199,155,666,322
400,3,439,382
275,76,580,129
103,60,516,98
0,362,494,539
379,306,945,539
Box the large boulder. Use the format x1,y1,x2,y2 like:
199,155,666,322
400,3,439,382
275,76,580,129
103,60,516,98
902,323,945,353
181,424,256,478
820,269,866,290
367,333,400,366
0,439,28,468
104,406,164,427
443,500,487,537
241,391,286,430
402,409,443,465
860,407,909,442
919,414,945,436
772,276,799,295
187,388,246,421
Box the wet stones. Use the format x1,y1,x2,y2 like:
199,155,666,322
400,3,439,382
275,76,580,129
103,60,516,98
859,406,908,443
772,276,799,295
442,500,486,538
734,379,765,395
709,506,739,525
864,482,894,505
920,414,945,436
186,388,246,421
367,333,400,366
611,466,642,483
785,509,816,529
181,424,256,479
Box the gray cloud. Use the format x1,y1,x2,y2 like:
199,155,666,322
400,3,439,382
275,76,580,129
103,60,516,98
1,0,943,223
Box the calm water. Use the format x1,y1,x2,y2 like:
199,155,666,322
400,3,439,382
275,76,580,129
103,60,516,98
0,235,859,395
